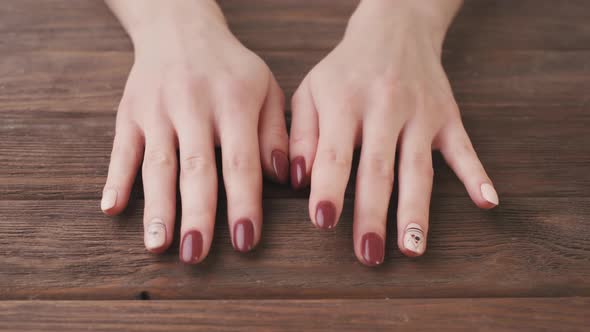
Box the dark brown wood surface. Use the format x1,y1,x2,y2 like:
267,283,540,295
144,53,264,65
0,0,589,331
1,298,588,332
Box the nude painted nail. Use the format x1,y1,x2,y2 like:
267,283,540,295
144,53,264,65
481,183,499,206
145,219,166,250
233,218,255,253
180,230,203,264
315,201,337,230
361,232,384,266
404,223,426,255
271,149,289,184
100,189,117,211
290,156,306,189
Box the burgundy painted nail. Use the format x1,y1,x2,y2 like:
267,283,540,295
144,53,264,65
315,201,337,230
180,230,203,264
361,232,384,267
290,156,307,189
233,218,255,252
271,149,289,184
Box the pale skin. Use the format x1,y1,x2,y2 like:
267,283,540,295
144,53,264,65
101,0,499,266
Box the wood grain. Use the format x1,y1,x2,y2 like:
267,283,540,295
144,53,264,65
0,198,588,300
1,0,590,53
0,298,588,332
0,0,589,329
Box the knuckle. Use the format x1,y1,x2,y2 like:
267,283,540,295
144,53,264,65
224,153,258,172
362,154,394,182
318,146,352,168
405,151,434,177
219,78,251,104
181,154,215,175
144,149,176,169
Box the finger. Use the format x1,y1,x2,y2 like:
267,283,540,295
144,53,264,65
353,109,402,266
101,120,144,215
438,120,498,209
289,76,319,189
219,110,262,253
141,124,178,253
397,125,433,257
309,109,357,230
174,111,217,264
259,76,289,184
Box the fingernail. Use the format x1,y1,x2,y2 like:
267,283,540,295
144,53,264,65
271,149,289,184
233,218,255,252
361,232,384,266
100,189,117,211
180,230,203,264
290,156,306,189
403,223,426,255
145,219,166,250
315,201,337,230
481,183,499,206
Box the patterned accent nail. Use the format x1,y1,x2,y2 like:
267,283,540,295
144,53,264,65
315,201,337,230
404,223,426,255
271,149,289,184
290,156,307,189
180,230,203,264
100,189,117,211
361,232,385,266
481,183,499,206
145,219,166,250
233,218,255,253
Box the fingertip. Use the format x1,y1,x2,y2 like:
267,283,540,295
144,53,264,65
179,229,205,264
358,232,385,267
480,183,499,208
398,223,427,258
144,218,171,254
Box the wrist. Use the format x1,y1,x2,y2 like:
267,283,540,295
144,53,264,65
348,0,462,46
109,0,231,51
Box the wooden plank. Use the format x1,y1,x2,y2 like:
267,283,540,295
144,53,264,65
1,103,589,200
0,198,588,300
0,298,588,331
1,0,589,53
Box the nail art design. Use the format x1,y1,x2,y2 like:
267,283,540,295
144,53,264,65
404,223,425,255
146,219,166,250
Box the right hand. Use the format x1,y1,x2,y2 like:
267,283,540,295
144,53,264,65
100,2,289,264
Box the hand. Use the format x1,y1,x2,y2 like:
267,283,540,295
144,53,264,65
100,1,289,263
289,0,498,266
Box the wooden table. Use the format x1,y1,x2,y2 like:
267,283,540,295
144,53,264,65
1,0,589,331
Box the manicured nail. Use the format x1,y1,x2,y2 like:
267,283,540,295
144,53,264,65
481,183,499,206
315,201,337,230
403,223,426,255
180,230,203,264
145,219,166,250
290,156,306,189
233,218,255,252
100,189,117,211
361,232,384,266
271,149,289,184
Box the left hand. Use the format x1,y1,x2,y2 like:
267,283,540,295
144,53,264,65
289,0,498,266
